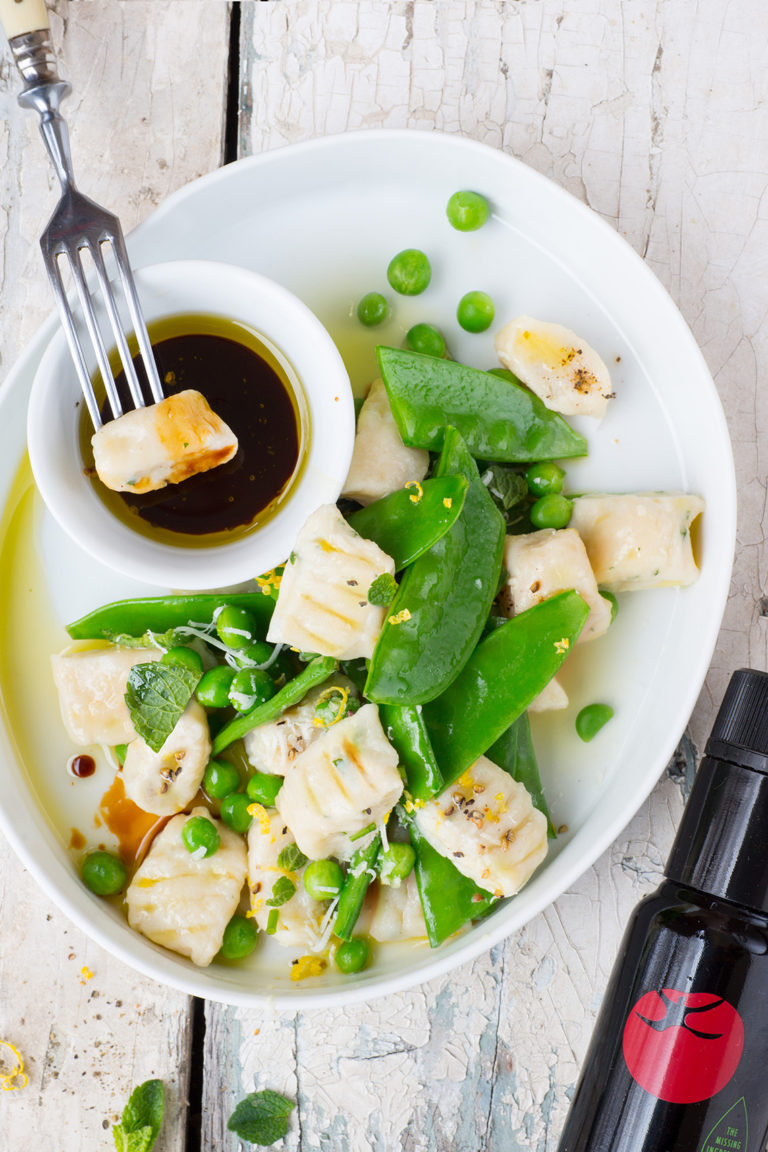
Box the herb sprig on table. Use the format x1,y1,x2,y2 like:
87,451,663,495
113,1079,164,1152
227,1089,296,1146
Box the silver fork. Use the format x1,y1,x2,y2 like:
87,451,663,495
4,7,163,429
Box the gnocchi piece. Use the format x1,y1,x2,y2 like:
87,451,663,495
51,646,161,746
494,316,614,418
243,676,357,776
342,377,429,505
569,493,705,591
415,755,548,898
246,807,326,950
499,529,612,643
364,874,428,942
276,703,403,860
266,504,395,660
92,389,237,494
126,806,247,967
122,700,211,816
529,675,569,713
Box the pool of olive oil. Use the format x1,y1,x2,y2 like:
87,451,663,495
79,314,309,547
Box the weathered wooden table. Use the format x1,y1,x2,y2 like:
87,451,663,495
0,2,764,1149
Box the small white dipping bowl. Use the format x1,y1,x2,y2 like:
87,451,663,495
27,260,354,589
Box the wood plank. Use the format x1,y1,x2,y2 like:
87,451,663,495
198,2,768,1148
0,2,230,1147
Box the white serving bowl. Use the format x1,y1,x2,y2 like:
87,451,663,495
1,131,736,1009
27,260,354,589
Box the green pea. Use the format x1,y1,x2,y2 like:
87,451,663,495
235,640,275,668
600,590,619,622
529,493,573,530
220,792,253,834
215,604,259,650
182,815,220,858
196,665,237,708
525,461,566,498
334,937,370,974
387,249,432,296
81,850,127,896
379,842,416,886
356,291,388,326
303,859,344,901
203,758,241,800
446,190,490,232
160,645,204,676
220,914,259,960
457,291,495,333
246,770,283,807
229,667,276,713
406,323,446,358
576,703,614,743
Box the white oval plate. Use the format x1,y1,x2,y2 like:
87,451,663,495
0,130,735,1007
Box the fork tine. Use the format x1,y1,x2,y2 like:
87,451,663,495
45,252,103,430
109,231,164,404
88,239,146,411
65,243,125,421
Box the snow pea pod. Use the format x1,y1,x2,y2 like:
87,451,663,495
364,427,505,705
67,591,276,641
409,819,496,947
212,656,337,754
423,590,589,788
487,712,556,838
377,347,587,462
379,704,443,802
347,476,468,571
333,835,381,940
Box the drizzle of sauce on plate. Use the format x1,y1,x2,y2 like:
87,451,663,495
98,775,168,867
68,753,96,779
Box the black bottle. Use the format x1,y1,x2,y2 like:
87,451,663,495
557,668,768,1152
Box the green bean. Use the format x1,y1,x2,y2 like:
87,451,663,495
212,657,338,754
347,476,468,571
365,427,505,705
378,348,587,462
379,703,443,801
410,821,495,947
333,835,381,941
67,592,276,641
423,590,589,788
487,713,556,837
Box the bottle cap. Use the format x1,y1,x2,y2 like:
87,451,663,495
666,668,768,914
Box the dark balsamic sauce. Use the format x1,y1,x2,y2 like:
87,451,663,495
69,754,96,779
88,316,304,543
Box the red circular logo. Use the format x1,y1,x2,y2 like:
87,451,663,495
622,989,744,1104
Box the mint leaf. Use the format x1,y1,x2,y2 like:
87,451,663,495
480,464,530,531
266,876,296,907
106,628,186,650
113,1079,164,1152
368,572,398,607
113,1126,154,1152
227,1089,295,1146
125,663,200,753
277,844,308,872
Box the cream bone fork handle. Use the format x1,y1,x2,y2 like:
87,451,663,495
1,0,164,428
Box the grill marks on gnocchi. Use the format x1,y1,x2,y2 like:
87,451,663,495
266,504,396,660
